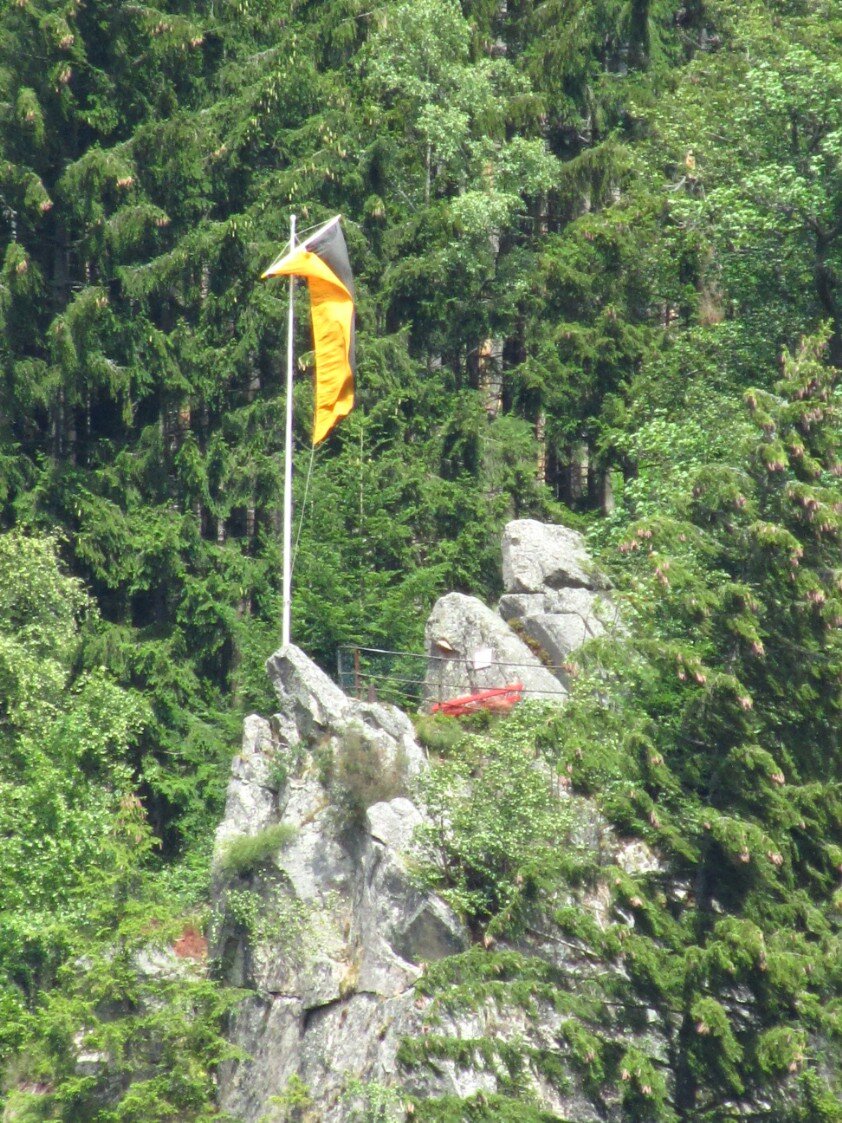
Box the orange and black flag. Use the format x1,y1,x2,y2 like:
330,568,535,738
262,216,355,445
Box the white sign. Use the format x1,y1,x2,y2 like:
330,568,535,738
472,646,493,671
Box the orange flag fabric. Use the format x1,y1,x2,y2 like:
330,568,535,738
262,216,355,445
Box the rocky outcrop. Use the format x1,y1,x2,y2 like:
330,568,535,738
212,647,468,1122
213,638,670,1123
501,518,604,593
499,519,619,676
423,519,617,703
213,527,658,1122
423,591,567,707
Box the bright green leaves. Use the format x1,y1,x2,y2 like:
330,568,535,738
10,889,236,1123
364,0,558,356
0,534,148,914
0,531,85,657
0,532,146,1098
617,1045,676,1121
415,702,579,927
0,530,232,1121
364,0,471,104
653,26,842,370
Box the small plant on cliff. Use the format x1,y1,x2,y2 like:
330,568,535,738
263,1074,314,1122
333,724,409,825
342,1076,404,1122
413,713,463,756
219,822,297,876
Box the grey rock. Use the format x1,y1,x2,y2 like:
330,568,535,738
498,550,619,675
340,709,426,782
270,709,301,750
424,592,566,707
358,798,466,972
133,945,191,983
616,838,662,877
500,587,615,635
354,701,416,746
502,518,603,593
366,798,423,851
214,650,474,1121
516,611,590,668
545,584,612,621
266,643,349,737
497,592,549,621
278,788,353,904
215,776,468,1118
265,646,426,779
213,716,277,857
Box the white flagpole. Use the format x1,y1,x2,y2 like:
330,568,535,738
281,213,296,649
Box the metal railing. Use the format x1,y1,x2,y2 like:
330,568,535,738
336,644,571,711
337,645,431,709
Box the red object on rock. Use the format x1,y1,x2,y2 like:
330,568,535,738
173,926,208,960
431,683,523,717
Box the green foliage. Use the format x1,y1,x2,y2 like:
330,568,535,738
218,823,297,877
412,713,463,756
1,0,842,1117
555,331,842,1116
342,1077,404,1123
264,1074,313,1122
4,792,237,1122
408,1090,560,1122
399,329,841,1118
217,881,315,960
0,531,234,1118
415,702,578,926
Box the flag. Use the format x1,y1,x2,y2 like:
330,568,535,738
262,216,355,445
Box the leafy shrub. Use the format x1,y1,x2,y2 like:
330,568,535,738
415,702,577,929
219,822,296,876
342,1076,403,1122
267,737,306,793
266,1074,314,1122
458,707,497,733
267,751,290,792
413,713,463,755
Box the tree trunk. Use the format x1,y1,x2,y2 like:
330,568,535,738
477,337,503,418
246,501,256,557
65,396,77,466
813,228,841,366
535,410,547,484
600,468,615,515
565,441,588,505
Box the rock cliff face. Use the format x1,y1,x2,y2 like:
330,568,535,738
213,648,466,1121
213,523,655,1121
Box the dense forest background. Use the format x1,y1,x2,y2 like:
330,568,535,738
0,0,840,1119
